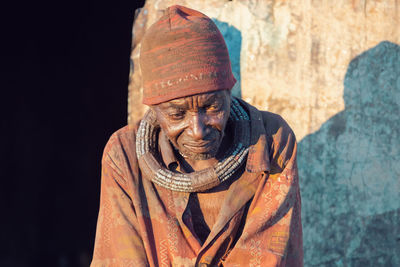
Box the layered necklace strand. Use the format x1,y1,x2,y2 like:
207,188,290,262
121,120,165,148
136,98,251,192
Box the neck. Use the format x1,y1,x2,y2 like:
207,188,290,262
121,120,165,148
178,157,219,172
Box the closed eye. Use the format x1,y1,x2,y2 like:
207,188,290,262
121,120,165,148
206,103,222,112
168,111,185,120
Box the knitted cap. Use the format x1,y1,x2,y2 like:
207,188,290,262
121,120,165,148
140,5,236,105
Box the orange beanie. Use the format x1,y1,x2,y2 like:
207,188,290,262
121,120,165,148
139,5,236,105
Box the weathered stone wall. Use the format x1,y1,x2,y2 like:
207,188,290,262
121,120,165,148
298,41,400,266
128,1,400,265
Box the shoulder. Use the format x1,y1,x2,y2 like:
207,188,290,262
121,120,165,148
239,99,297,170
103,125,137,159
238,98,296,142
260,110,296,143
102,124,140,183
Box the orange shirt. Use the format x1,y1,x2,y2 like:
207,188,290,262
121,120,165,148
91,100,303,266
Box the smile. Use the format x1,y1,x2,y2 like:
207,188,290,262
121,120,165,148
183,140,214,152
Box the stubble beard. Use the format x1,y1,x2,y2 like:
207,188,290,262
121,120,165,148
172,131,225,161
177,146,218,160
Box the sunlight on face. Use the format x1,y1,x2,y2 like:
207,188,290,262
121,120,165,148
152,90,231,160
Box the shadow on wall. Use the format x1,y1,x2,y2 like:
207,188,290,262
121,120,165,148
213,19,242,98
298,41,400,266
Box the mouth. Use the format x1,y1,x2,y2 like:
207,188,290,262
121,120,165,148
183,140,214,153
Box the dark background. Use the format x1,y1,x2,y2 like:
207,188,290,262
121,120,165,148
2,0,144,266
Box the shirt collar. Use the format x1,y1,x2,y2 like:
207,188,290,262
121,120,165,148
158,98,271,174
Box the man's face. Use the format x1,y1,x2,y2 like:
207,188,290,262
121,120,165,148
152,90,231,160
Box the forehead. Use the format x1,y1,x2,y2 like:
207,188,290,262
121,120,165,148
156,90,229,109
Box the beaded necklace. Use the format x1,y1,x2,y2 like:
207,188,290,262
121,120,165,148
136,98,251,192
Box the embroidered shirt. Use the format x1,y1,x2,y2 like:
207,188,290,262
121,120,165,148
91,100,303,266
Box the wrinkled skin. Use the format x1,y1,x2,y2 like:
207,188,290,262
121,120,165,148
151,90,231,171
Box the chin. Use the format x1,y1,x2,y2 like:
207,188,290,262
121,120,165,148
176,142,221,160
179,150,215,161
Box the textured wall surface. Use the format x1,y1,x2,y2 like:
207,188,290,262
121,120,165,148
298,41,400,266
128,1,400,266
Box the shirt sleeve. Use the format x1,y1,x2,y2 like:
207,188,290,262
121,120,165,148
91,135,149,267
264,112,303,266
270,119,303,266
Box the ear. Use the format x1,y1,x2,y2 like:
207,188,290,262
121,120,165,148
223,89,232,101
223,90,232,108
142,106,159,127
148,104,158,117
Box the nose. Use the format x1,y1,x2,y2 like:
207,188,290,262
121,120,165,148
188,113,207,140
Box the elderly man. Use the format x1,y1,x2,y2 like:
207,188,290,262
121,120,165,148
91,5,302,267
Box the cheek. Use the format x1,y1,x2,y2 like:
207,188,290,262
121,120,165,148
164,125,183,141
207,112,229,131
158,119,186,143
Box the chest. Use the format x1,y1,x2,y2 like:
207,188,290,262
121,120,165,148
188,188,228,244
186,170,244,242
198,190,227,226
